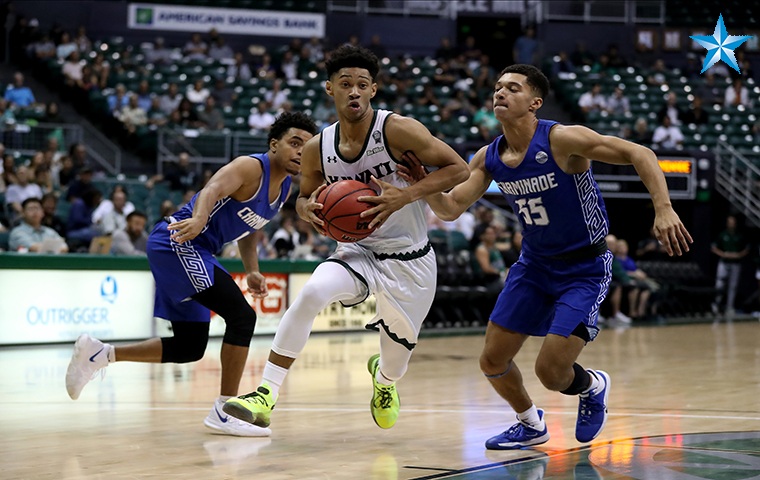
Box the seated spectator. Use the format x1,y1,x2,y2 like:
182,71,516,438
5,165,43,220
62,51,84,87
34,166,54,194
724,78,750,108
695,71,722,107
551,50,575,79
4,72,36,108
65,166,95,201
159,83,182,116
605,234,633,324
636,226,669,260
74,25,92,53
647,59,668,87
657,92,685,126
210,77,236,108
107,84,129,116
186,79,210,105
590,54,615,78
435,36,458,62
248,102,275,133
279,50,299,81
183,32,207,61
606,43,627,68
473,98,500,140
66,187,103,249
651,116,684,150
176,98,202,128
145,37,173,65
95,188,133,235
570,41,594,67
228,52,253,81
271,216,298,258
146,97,168,128
578,83,607,115
56,31,77,60
473,225,507,292
9,198,68,253
198,96,224,131
119,94,148,136
265,79,289,111
57,155,76,189
0,98,15,125
502,229,522,269
110,211,148,255
163,152,198,192
134,80,152,112
681,95,710,125
1,151,17,189
41,192,66,237
616,239,657,319
208,37,233,61
32,34,56,61
606,86,630,116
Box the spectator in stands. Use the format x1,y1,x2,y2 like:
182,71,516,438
66,187,102,249
616,239,656,319
433,108,461,141
570,41,594,67
473,225,507,292
177,97,201,128
470,205,495,250
306,36,324,64
56,155,75,188
5,165,42,219
134,80,152,112
279,50,299,81
9,198,68,253
41,192,66,237
551,50,575,79
69,142,89,173
589,54,615,78
208,37,233,61
56,31,77,60
107,84,129,116
159,83,182,116
711,214,749,315
257,53,278,80
473,54,496,90
502,229,522,270
43,101,63,123
32,33,56,61
578,83,606,115
651,116,684,150
248,101,275,134
159,199,176,218
724,78,750,108
228,52,252,81
183,32,207,61
4,72,35,108
473,98,500,140
271,215,298,258
605,234,633,324
695,72,720,105
65,165,95,201
647,59,668,87
73,26,92,53
163,152,198,192
0,98,15,125
110,211,148,255
682,95,710,126
606,86,630,116
198,96,223,131
416,83,440,109
265,78,289,111
146,97,168,128
62,50,84,87
90,53,110,89
606,44,627,69
119,94,148,138
367,34,388,59
513,26,538,65
636,226,669,260
34,165,53,194
682,53,702,79
186,78,210,105
145,37,172,65
210,77,236,108
658,92,685,126
94,188,133,235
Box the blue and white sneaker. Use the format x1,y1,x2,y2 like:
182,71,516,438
576,370,611,443
485,409,550,450
204,398,272,437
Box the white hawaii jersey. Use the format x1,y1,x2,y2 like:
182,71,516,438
319,109,427,254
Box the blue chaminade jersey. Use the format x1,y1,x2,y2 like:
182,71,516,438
485,119,609,258
170,153,291,253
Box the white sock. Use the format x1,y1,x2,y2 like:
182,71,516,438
517,404,544,430
261,361,289,399
218,395,232,402
374,367,394,386
583,370,601,395
107,344,115,363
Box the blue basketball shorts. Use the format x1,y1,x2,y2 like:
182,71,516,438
146,221,225,322
490,250,613,341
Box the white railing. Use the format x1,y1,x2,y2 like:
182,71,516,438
714,140,760,227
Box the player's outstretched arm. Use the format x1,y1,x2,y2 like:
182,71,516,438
358,115,469,228
168,155,261,243
398,146,492,222
551,124,693,256
296,136,327,233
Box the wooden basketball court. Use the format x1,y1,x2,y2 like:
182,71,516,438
3,319,760,479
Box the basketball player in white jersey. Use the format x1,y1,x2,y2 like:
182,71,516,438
224,45,469,430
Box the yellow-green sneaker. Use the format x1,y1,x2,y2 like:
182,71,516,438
367,354,399,429
222,384,276,428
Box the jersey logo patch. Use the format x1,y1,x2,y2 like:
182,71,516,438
535,151,548,164
327,155,338,163
372,130,382,144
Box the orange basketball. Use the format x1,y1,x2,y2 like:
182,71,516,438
316,180,378,243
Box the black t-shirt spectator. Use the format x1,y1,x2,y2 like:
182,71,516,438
164,165,197,192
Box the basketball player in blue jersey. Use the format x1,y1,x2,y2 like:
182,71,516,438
224,45,469,430
397,64,693,449
65,112,318,437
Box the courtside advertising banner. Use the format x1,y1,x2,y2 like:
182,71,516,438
127,3,325,38
0,270,155,345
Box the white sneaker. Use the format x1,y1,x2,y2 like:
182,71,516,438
204,399,272,437
65,334,111,400
613,312,632,324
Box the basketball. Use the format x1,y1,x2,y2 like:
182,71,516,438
316,180,378,243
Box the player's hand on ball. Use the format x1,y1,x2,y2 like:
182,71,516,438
306,184,327,234
653,208,693,256
168,217,205,243
246,271,268,298
396,150,428,184
359,175,412,229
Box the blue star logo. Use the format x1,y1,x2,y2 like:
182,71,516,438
690,14,752,74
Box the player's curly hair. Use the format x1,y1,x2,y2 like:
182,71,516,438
499,64,550,99
325,45,380,80
268,111,318,143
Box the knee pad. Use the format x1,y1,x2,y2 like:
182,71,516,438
161,325,209,363
223,309,257,347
